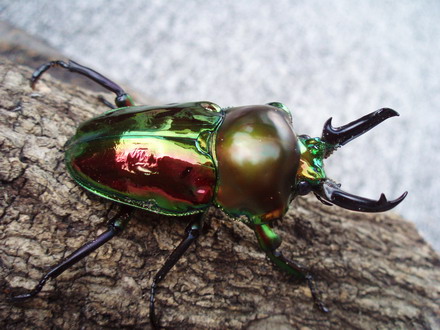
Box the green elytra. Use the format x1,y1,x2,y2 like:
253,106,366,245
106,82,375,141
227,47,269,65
10,60,407,329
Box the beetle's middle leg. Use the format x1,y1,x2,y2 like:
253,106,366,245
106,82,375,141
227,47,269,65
149,211,206,328
9,206,132,302
253,223,329,313
98,95,118,109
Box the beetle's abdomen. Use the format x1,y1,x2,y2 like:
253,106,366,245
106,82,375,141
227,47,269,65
214,105,300,222
65,102,223,215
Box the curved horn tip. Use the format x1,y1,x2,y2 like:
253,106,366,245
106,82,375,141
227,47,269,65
378,108,400,118
371,190,408,211
393,191,408,204
322,117,333,129
317,180,408,212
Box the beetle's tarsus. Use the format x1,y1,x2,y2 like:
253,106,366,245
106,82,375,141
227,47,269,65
9,207,131,302
253,224,329,313
9,277,48,302
305,274,329,313
279,252,328,313
149,212,206,328
30,60,69,89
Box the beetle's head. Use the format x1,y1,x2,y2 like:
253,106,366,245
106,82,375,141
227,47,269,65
294,108,407,212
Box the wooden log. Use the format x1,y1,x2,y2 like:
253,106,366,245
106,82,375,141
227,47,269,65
0,59,439,329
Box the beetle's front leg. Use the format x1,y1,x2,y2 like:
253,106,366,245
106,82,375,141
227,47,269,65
9,206,132,302
253,223,329,313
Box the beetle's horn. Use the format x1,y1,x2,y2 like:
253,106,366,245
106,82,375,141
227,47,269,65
315,180,407,212
321,108,399,157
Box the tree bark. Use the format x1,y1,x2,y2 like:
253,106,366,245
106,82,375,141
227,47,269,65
0,58,439,329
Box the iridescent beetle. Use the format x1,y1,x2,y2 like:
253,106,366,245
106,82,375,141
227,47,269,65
11,60,407,328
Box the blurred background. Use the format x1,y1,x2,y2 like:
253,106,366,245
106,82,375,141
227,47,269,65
0,1,438,250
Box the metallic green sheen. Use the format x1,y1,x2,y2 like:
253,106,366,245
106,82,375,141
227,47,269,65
214,105,300,223
65,102,224,215
297,136,330,184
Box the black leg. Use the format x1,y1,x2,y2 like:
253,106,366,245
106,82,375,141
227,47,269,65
31,60,135,108
98,95,117,109
150,212,205,329
9,206,132,302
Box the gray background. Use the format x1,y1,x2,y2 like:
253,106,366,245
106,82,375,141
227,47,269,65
1,1,439,250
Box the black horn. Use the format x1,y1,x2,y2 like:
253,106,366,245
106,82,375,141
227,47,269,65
322,108,399,156
315,180,407,213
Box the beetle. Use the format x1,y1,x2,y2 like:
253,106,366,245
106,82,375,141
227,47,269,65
10,60,407,328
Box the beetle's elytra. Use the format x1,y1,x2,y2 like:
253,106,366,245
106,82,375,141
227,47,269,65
10,60,407,328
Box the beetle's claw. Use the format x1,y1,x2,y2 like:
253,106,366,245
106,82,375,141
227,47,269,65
316,301,330,313
8,293,33,302
316,180,407,212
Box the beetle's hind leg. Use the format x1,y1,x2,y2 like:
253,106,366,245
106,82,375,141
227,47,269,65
9,206,132,302
31,59,135,108
150,211,206,329
253,223,329,313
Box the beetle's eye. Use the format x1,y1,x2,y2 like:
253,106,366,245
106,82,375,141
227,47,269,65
297,181,312,196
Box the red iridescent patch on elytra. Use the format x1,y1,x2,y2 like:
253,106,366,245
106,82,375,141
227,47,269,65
69,137,216,212
65,102,224,215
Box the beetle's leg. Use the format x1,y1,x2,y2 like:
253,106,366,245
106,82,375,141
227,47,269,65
150,212,205,328
98,95,117,109
9,206,132,302
31,60,135,108
253,223,329,313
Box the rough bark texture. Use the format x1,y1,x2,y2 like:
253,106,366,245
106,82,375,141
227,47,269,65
0,59,439,329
